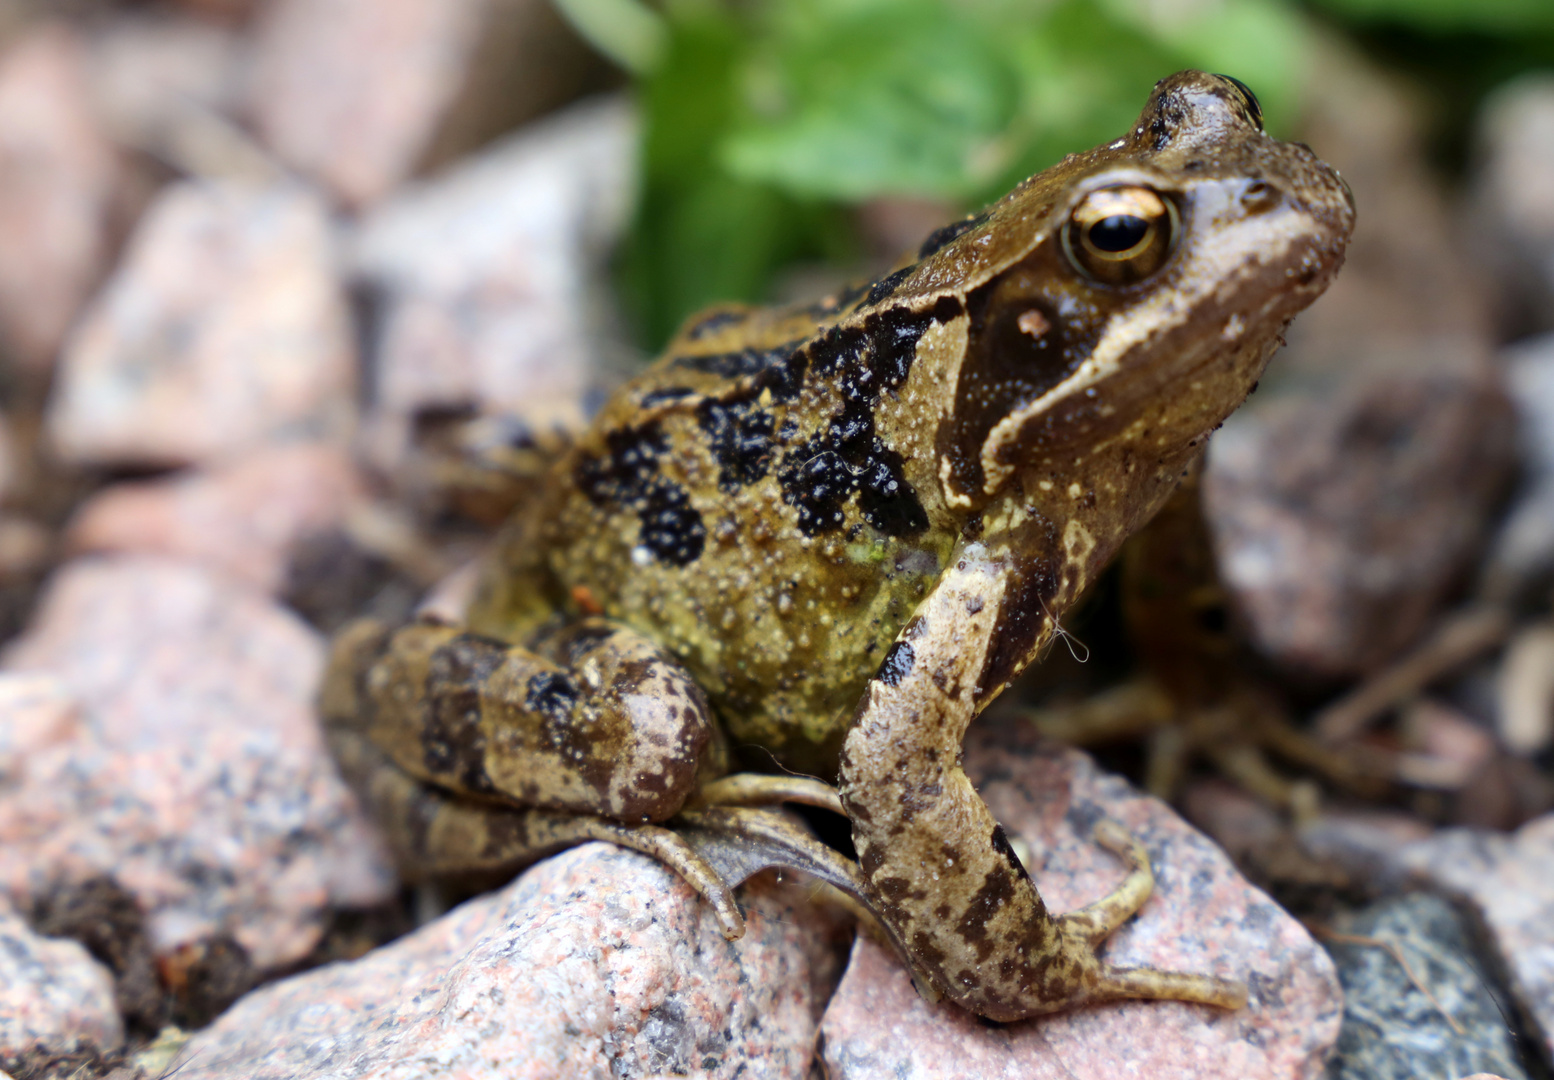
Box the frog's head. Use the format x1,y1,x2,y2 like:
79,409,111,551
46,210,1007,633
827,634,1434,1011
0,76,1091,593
928,70,1356,509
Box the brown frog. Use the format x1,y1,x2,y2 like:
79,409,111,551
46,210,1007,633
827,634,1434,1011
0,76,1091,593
321,71,1354,1021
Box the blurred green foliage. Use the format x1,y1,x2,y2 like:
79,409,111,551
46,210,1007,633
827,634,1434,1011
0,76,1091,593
553,0,1554,351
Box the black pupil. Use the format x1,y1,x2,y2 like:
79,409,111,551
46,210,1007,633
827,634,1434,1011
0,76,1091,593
1088,215,1149,253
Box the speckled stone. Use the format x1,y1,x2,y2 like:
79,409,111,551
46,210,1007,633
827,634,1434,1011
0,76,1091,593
1324,892,1528,1080
65,441,369,594
1204,372,1515,680
0,672,79,782
1401,815,1554,1064
820,721,1342,1080
47,180,354,468
170,844,846,1080
248,0,605,208
0,555,395,970
0,23,121,372
0,895,122,1062
352,96,634,468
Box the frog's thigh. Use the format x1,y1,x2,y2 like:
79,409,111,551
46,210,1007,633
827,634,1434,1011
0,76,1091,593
327,616,718,824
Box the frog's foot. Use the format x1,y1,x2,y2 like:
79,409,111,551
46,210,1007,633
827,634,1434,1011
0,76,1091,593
1055,819,1247,1010
675,804,928,987
327,723,747,939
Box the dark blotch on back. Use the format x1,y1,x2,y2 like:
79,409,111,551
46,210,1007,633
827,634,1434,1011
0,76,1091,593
684,308,748,340
697,389,776,492
917,211,990,260
575,423,706,566
778,296,961,537
671,339,806,384
863,263,918,307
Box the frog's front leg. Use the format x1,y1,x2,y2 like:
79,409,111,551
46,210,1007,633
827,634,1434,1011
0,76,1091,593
838,544,1247,1021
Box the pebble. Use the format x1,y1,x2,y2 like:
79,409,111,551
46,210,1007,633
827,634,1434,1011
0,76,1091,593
1469,74,1554,335
352,95,635,471
247,0,608,208
819,722,1342,1080
0,23,121,372
86,13,259,181
0,556,396,974
1323,892,1529,1080
170,844,845,1080
47,179,355,469
0,672,78,781
1485,334,1554,594
1204,372,1515,680
1401,814,1554,1063
65,441,369,595
0,895,122,1063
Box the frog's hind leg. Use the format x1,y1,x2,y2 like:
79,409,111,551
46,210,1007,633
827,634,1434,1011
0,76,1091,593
1054,819,1247,1010
322,615,725,824
326,719,747,938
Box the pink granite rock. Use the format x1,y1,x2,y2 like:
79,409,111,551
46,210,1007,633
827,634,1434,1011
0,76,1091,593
171,844,845,1080
248,0,606,208
0,672,79,781
1204,372,1515,680
65,442,369,594
1401,814,1554,1063
0,556,395,970
352,96,634,470
87,14,251,175
47,180,354,468
820,722,1342,1080
0,896,122,1061
0,23,121,372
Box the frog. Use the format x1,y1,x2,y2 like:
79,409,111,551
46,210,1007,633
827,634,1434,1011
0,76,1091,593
320,70,1355,1022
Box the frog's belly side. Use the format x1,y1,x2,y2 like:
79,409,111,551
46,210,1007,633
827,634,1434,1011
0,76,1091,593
544,469,948,775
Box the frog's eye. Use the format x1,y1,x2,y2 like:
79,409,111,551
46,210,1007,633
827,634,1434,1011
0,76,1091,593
1062,185,1178,286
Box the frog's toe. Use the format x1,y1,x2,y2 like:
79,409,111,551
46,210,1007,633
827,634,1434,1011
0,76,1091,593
1057,819,1156,943
690,773,844,815
1089,963,1249,1010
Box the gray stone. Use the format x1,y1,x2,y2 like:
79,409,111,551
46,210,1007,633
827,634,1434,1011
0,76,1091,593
351,96,635,474
1324,892,1529,1080
1469,75,1554,335
248,0,610,208
1401,815,1554,1065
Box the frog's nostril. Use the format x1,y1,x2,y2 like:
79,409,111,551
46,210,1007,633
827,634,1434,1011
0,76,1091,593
1240,181,1279,216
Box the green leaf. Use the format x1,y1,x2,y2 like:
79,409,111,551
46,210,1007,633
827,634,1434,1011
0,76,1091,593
1309,0,1554,34
719,3,1021,198
549,0,668,75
